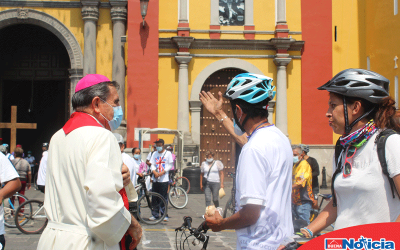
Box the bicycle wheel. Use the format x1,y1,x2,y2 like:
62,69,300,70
223,197,235,218
4,193,29,228
15,199,48,234
169,186,188,209
176,176,190,194
136,191,167,225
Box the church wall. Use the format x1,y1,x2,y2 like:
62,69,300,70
365,0,400,101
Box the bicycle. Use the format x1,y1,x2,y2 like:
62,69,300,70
223,172,235,218
169,174,189,209
175,216,210,250
171,170,191,193
131,173,168,225
14,199,47,234
3,192,29,228
309,193,332,223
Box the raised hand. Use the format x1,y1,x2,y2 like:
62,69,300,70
199,91,224,118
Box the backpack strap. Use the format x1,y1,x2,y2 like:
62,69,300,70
331,138,344,207
376,129,399,199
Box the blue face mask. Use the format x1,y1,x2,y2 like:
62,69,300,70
133,154,140,160
156,146,163,152
100,99,123,131
293,156,299,164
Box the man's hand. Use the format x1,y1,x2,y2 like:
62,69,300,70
122,164,131,187
312,199,319,209
200,185,204,191
204,210,224,232
127,216,142,250
27,183,31,190
199,91,224,118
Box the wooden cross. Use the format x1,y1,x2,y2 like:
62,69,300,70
0,106,37,153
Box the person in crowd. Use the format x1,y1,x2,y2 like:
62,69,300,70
0,151,21,249
200,150,224,208
292,146,315,224
0,146,6,156
301,69,400,238
204,73,293,249
11,147,31,205
2,144,14,161
134,148,151,191
299,144,320,200
114,133,137,186
24,150,37,184
37,74,141,250
149,139,174,222
36,143,48,193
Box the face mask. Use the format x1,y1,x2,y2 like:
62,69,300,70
206,158,214,163
156,146,163,152
133,154,140,160
233,107,245,136
100,99,123,131
293,156,299,164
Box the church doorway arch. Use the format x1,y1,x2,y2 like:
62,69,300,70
0,24,70,162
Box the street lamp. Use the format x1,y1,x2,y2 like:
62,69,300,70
140,0,149,27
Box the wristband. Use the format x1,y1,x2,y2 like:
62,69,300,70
219,116,228,124
301,227,313,238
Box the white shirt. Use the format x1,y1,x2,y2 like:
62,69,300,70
37,125,136,250
0,152,19,235
5,153,14,161
37,151,48,186
201,160,224,183
150,150,174,183
122,152,136,186
235,125,293,250
333,131,400,230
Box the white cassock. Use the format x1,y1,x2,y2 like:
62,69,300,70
37,115,137,250
121,152,136,186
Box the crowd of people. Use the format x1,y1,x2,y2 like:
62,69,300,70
0,68,398,250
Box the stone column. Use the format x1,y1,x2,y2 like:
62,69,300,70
189,100,202,145
273,56,291,136
69,68,84,115
81,0,100,75
110,1,127,116
175,52,193,143
179,0,189,23
276,0,286,25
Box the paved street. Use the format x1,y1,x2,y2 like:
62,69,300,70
4,182,238,250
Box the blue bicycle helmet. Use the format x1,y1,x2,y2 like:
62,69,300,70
224,73,276,105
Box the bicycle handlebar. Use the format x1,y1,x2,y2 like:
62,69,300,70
175,216,210,249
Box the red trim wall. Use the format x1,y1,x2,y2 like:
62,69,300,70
301,0,333,144
127,0,159,148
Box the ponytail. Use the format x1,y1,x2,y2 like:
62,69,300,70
375,96,400,132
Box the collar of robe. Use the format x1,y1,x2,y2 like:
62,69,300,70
63,112,103,135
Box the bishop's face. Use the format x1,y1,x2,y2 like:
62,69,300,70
98,86,119,130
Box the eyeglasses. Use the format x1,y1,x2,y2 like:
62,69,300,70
343,146,356,178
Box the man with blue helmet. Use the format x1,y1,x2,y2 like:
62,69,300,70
204,73,293,249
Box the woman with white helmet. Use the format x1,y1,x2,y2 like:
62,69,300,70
301,69,400,238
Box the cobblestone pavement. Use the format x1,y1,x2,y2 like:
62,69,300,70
4,182,333,250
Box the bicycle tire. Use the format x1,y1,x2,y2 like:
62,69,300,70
223,197,235,218
136,191,167,225
4,193,29,228
169,186,188,209
15,199,48,234
176,176,190,194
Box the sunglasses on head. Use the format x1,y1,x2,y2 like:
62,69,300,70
343,146,356,178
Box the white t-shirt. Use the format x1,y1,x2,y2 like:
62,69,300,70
235,125,293,250
122,152,136,186
0,152,20,235
150,150,174,183
333,131,400,230
37,151,48,186
201,160,224,183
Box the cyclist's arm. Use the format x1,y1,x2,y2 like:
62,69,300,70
0,178,21,201
27,170,32,189
304,199,337,235
205,204,261,231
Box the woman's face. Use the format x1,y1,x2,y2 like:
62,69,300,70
206,154,213,160
134,149,141,155
326,93,346,135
